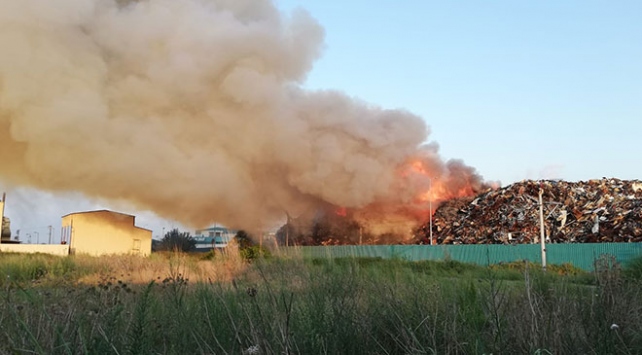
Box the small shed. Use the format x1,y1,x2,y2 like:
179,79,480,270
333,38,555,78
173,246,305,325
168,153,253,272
61,210,152,256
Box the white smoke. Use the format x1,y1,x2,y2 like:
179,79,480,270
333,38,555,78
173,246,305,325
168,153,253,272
0,0,438,230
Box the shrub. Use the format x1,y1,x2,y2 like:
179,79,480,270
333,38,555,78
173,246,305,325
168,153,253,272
622,255,642,281
239,245,270,261
233,230,270,262
199,250,217,261
157,229,196,253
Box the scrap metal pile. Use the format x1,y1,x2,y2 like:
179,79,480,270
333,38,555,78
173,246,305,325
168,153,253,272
415,178,642,244
276,206,405,246
276,209,363,246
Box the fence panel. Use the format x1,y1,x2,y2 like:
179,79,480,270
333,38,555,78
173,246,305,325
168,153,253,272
290,243,642,271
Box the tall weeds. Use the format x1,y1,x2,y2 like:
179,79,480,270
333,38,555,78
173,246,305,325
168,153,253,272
1,254,642,354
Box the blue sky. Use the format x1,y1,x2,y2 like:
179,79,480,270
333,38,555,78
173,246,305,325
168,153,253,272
277,0,642,185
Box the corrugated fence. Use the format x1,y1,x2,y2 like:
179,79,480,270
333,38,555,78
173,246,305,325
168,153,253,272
287,243,642,271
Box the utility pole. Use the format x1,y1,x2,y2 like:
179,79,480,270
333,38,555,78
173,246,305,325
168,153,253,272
0,192,5,243
538,188,547,272
48,225,53,244
285,211,291,247
258,228,263,248
429,177,433,245
0,192,5,220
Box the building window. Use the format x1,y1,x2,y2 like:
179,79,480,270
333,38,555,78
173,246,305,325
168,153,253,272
132,239,141,253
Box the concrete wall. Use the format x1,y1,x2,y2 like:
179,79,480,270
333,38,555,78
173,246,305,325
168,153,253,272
0,244,69,256
62,210,152,256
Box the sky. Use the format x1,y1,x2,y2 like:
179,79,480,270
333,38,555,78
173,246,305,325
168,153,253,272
276,0,642,184
2,0,641,242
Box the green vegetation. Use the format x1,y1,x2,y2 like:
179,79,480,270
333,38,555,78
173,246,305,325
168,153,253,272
622,255,642,281
0,253,92,285
157,228,196,252
0,252,641,354
234,230,271,262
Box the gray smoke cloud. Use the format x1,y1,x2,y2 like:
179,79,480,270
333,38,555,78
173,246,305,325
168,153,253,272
0,0,481,232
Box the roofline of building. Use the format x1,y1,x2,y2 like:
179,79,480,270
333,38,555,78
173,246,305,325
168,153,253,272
61,209,154,233
61,209,135,219
195,226,237,231
135,226,153,232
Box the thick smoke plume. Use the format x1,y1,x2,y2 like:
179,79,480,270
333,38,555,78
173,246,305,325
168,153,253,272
0,0,485,235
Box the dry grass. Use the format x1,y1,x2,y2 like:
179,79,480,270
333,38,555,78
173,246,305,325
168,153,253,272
74,249,249,285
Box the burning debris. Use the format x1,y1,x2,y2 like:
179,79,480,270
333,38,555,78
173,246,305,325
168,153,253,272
415,178,642,244
274,157,492,246
276,209,361,246
275,206,408,246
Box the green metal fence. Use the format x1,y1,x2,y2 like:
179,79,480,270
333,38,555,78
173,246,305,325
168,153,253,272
287,243,642,271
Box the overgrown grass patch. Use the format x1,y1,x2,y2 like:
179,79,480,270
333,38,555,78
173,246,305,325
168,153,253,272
622,255,642,281
1,253,641,354
0,253,94,285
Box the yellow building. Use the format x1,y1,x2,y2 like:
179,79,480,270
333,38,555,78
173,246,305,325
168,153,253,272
61,210,152,256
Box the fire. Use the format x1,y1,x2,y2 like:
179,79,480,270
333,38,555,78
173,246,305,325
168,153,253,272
285,156,491,246
399,158,482,216
410,160,429,175
419,181,478,203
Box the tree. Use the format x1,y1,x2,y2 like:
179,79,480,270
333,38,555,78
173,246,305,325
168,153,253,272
233,230,253,249
233,230,270,261
158,228,196,252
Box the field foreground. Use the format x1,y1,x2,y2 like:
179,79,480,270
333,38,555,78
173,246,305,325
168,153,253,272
1,251,642,354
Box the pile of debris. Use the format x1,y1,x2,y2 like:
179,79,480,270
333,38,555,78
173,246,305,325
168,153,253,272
415,178,642,244
276,206,406,246
276,209,363,246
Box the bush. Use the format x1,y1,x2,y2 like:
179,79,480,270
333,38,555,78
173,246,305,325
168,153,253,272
239,245,270,261
199,250,217,261
234,230,270,261
622,255,642,281
157,229,196,253
490,260,586,276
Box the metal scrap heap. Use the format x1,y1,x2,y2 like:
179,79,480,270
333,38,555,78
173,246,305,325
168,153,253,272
416,178,642,244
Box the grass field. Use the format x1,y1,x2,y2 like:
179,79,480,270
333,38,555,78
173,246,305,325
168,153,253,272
1,249,641,354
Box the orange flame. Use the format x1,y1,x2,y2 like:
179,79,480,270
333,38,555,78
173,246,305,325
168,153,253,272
328,156,491,243
399,158,480,216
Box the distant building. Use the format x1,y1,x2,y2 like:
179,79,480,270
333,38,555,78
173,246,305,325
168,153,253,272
61,210,152,256
193,226,236,252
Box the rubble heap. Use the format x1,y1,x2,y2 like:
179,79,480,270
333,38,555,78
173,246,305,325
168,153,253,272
277,210,363,246
415,178,642,244
276,206,408,246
